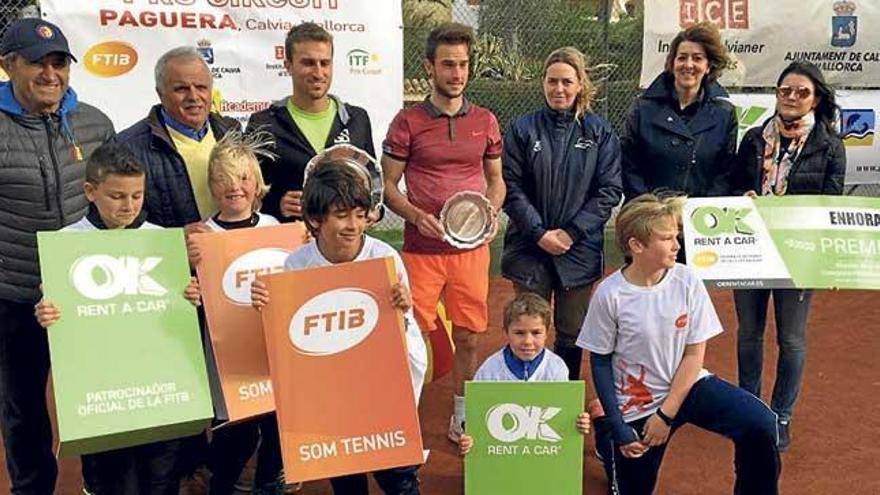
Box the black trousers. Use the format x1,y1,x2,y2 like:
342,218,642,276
329,465,420,494
81,439,182,495
0,299,57,495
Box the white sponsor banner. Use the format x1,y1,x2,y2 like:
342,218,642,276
730,91,880,185
41,0,402,155
642,0,880,88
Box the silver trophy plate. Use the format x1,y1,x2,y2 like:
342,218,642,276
303,144,384,214
439,191,496,249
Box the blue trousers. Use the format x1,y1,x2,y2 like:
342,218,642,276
595,376,780,495
735,289,813,420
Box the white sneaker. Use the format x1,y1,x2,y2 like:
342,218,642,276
448,415,464,444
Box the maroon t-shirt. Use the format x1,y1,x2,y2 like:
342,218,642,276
383,99,502,253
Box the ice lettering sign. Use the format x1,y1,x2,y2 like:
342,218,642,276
38,229,212,456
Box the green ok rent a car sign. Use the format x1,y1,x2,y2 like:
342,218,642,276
465,381,584,495
38,229,212,456
683,195,880,289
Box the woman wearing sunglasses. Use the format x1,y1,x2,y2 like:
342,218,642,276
621,21,737,207
733,60,845,452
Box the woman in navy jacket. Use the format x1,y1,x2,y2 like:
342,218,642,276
621,21,737,202
501,46,622,379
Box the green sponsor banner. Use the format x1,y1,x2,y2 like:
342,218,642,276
38,229,213,456
464,381,584,495
683,195,880,289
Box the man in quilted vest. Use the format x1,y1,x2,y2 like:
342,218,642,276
0,17,114,494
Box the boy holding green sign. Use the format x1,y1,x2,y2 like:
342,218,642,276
579,194,780,494
35,142,201,495
459,293,591,455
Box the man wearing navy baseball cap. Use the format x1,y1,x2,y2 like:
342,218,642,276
0,17,114,495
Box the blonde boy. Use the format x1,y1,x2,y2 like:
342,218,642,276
578,193,779,495
204,131,279,231
193,130,294,494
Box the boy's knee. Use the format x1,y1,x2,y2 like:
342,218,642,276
739,409,778,446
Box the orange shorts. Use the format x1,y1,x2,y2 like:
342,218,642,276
402,246,490,333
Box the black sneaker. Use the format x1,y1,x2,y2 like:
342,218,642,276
777,419,791,452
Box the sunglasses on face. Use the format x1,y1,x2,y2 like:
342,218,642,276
776,85,813,100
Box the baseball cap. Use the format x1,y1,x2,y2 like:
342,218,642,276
0,18,76,63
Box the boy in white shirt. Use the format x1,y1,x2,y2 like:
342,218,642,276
251,161,427,494
34,142,196,494
187,131,294,495
577,194,779,495
458,292,591,455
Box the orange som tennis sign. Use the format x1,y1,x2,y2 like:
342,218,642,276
260,257,423,482
193,223,307,422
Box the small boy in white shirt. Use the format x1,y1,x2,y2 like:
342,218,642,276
187,130,294,495
578,194,780,495
458,293,591,455
251,160,427,494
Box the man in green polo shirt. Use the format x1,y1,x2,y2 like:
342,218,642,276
247,22,375,223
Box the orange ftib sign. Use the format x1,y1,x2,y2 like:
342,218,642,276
193,223,307,422
260,257,423,482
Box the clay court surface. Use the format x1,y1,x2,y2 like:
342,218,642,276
3,278,879,494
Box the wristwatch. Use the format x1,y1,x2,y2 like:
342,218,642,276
656,408,674,426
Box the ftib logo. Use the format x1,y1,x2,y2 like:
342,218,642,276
289,288,379,356
734,105,770,133
691,206,755,237
221,248,288,305
83,41,138,78
69,255,167,300
841,108,874,147
692,250,719,268
486,404,561,443
679,0,749,30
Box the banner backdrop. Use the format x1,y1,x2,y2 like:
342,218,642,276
730,91,880,185
259,257,423,482
37,229,212,456
642,1,880,88
40,0,403,155
683,195,880,289
464,381,584,495
193,223,307,422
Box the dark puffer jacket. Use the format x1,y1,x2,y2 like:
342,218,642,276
0,83,114,303
502,107,622,290
734,119,846,195
245,95,374,222
117,105,240,227
621,72,738,201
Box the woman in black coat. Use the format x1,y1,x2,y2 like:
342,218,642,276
733,61,845,452
501,46,622,379
621,21,737,202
